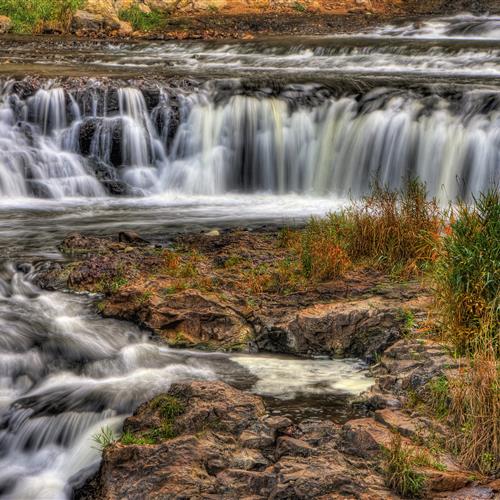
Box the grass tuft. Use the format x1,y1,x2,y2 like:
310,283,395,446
383,434,426,498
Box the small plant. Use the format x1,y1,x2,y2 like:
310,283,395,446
151,395,185,420
207,3,219,13
136,289,153,304
120,431,155,446
427,375,450,419
292,1,306,12
399,308,416,336
384,434,426,498
92,426,116,451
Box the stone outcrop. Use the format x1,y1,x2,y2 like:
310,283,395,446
77,380,498,499
48,231,430,359
75,380,395,499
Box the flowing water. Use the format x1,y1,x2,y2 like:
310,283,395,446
0,13,499,499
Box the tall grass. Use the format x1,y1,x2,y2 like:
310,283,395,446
298,180,442,280
448,349,499,474
0,0,83,33
434,189,500,355
431,188,499,474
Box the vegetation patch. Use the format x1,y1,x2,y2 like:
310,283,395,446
0,0,83,33
434,189,499,355
118,5,168,32
383,434,426,498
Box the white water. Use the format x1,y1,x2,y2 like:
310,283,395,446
1,83,499,202
371,14,500,40
0,263,372,498
0,14,499,498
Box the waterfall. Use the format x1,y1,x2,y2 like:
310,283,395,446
0,82,499,201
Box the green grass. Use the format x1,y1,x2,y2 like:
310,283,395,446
434,188,500,355
92,426,116,451
118,5,167,32
0,0,83,33
120,431,155,446
150,395,185,420
427,375,450,419
384,434,426,498
120,395,186,446
292,1,306,12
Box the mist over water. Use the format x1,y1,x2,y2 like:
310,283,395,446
0,13,499,499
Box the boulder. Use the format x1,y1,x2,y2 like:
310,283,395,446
75,381,398,499
255,295,413,361
71,9,120,33
0,15,11,34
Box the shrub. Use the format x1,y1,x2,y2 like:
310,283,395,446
0,0,83,33
118,5,166,32
383,434,426,498
300,216,352,281
433,189,500,355
344,179,441,276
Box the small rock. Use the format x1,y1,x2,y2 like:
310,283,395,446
118,231,149,245
264,416,293,431
341,418,395,458
206,229,220,237
239,430,274,449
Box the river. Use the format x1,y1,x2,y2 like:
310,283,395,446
0,13,499,499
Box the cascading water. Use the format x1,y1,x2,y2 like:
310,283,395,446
0,13,499,499
0,262,372,499
0,83,499,201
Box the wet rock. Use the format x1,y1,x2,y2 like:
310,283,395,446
0,15,11,34
118,231,149,245
255,295,422,361
76,381,398,499
107,289,255,351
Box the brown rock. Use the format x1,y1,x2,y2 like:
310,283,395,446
0,15,11,34
275,436,315,458
341,417,396,458
76,381,402,500
118,230,149,244
71,9,120,33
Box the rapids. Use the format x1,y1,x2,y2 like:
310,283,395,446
0,12,499,499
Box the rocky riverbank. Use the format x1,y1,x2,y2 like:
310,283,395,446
0,0,499,39
42,229,430,360
39,228,499,499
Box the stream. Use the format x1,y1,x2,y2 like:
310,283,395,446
0,13,499,499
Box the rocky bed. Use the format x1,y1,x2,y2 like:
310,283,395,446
40,230,499,499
